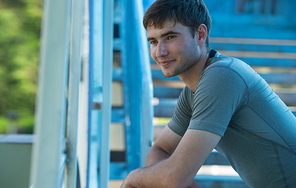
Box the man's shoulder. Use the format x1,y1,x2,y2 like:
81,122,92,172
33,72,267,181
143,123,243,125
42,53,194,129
209,51,245,68
209,51,255,78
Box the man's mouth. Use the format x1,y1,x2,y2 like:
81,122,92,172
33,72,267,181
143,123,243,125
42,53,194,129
159,60,174,66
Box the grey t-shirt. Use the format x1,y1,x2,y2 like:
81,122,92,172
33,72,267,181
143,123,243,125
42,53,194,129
168,50,296,187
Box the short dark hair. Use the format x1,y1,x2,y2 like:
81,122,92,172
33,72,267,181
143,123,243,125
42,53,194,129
143,0,212,47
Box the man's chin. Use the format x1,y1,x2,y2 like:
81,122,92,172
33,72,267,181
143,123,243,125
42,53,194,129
163,72,177,78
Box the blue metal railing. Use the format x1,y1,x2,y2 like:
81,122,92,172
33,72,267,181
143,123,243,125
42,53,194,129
88,0,114,187
110,0,154,179
133,0,154,167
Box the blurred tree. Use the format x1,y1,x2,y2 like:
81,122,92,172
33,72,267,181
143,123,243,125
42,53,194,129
0,0,42,133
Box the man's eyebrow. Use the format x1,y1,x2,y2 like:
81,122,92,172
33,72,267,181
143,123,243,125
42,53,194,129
147,37,155,42
160,31,180,38
147,31,180,41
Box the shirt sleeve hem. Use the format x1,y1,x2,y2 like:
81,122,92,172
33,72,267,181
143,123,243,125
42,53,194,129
188,120,227,136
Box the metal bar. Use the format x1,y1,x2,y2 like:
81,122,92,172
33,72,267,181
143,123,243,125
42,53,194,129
75,0,90,186
29,0,71,187
118,0,153,175
98,0,114,187
87,0,94,186
120,0,133,172
88,111,100,188
110,0,153,179
64,0,84,187
121,0,142,172
210,37,296,46
133,0,154,167
88,0,101,187
111,108,125,123
59,145,67,187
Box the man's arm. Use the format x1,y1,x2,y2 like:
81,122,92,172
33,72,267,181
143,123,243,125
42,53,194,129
121,127,222,188
145,125,181,167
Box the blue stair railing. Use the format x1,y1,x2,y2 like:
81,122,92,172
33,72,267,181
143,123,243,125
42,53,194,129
88,0,114,187
110,0,154,180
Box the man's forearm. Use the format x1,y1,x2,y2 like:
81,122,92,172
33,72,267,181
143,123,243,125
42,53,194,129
122,143,174,187
121,145,173,188
121,158,199,188
122,158,178,188
145,146,170,167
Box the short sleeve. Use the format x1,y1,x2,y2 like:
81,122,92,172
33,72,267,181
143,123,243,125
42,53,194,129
189,66,248,136
168,87,192,136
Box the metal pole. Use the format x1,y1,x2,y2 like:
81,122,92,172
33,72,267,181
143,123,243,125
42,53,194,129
65,0,84,187
99,0,114,187
30,0,71,187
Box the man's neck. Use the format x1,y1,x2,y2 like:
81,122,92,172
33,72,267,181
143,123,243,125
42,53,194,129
178,49,210,93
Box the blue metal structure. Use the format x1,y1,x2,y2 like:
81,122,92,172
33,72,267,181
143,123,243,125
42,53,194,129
31,0,153,187
88,0,114,187
110,0,154,180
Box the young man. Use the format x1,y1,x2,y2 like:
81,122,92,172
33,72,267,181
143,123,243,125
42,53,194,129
121,0,296,187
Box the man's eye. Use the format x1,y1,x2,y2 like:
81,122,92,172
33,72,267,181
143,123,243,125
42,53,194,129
149,41,157,45
167,36,175,40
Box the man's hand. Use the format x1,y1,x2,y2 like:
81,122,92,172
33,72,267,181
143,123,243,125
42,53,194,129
120,175,200,188
120,169,141,188
120,172,134,188
120,179,133,188
188,181,201,188
120,181,200,188
120,169,201,188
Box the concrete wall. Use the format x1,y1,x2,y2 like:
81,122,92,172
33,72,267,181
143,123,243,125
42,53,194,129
0,134,33,188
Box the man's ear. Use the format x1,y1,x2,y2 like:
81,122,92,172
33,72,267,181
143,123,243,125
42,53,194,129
197,24,207,45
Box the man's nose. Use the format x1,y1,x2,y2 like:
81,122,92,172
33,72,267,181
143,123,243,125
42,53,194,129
156,42,168,58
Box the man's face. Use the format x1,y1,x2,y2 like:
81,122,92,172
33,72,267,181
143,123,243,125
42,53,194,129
147,20,201,77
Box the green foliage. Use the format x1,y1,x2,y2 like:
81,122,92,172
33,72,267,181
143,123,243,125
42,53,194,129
0,0,42,133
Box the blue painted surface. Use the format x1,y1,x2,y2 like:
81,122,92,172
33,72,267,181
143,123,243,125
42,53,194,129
210,43,296,53
87,1,95,187
98,0,114,187
111,108,125,123
88,0,114,188
110,0,153,179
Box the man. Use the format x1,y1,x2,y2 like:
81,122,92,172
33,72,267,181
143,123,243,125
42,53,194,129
121,0,296,187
